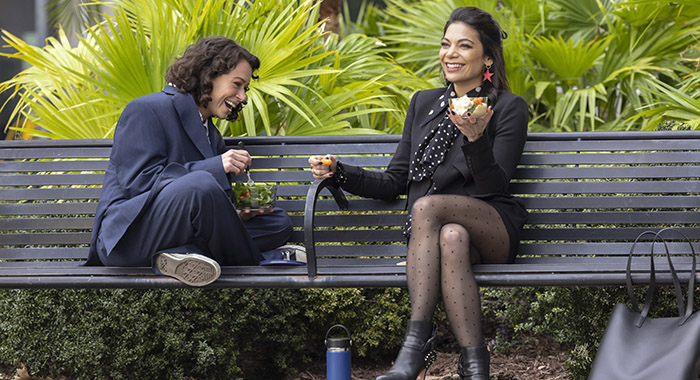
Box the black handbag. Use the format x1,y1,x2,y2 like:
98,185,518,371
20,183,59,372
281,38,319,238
588,228,700,380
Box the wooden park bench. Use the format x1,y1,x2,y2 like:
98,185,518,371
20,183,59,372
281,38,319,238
1,131,699,289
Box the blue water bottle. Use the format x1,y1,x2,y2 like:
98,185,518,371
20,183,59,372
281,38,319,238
325,324,352,380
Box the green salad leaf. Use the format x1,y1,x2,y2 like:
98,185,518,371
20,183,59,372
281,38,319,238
232,182,276,209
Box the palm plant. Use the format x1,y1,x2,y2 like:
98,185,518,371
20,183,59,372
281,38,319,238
2,0,699,137
527,34,610,131
372,0,537,117
0,0,412,138
46,0,109,38
523,0,700,131
374,0,700,132
280,32,422,135
629,72,700,129
370,0,539,125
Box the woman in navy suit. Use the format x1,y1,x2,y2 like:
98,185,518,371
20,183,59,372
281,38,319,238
309,7,528,380
87,37,298,286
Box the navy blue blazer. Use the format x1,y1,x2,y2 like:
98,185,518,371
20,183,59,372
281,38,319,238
85,85,231,265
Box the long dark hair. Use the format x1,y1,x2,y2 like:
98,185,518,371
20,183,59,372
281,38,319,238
443,7,508,105
165,36,260,121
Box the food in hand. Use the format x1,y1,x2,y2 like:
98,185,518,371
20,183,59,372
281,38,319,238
321,158,333,166
449,96,488,118
232,182,276,210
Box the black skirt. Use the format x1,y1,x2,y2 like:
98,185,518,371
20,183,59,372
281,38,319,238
472,193,528,263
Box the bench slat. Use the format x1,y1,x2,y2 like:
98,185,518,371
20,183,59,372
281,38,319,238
0,247,89,260
523,139,699,152
518,151,700,165
520,227,700,240
0,160,109,173
510,180,700,194
0,188,102,200
520,196,700,209
0,217,94,230
0,202,99,216
518,242,700,255
514,166,700,180
525,211,700,224
245,143,399,156
2,232,92,245
1,173,105,186
0,147,112,160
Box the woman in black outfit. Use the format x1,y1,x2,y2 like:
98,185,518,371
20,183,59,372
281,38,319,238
309,7,528,380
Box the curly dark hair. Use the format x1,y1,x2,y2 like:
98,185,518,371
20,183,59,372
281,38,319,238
443,7,508,106
165,36,260,121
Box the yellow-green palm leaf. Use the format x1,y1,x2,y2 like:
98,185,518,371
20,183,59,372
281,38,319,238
528,35,608,82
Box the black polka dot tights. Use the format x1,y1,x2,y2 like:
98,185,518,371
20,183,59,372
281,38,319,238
406,195,510,347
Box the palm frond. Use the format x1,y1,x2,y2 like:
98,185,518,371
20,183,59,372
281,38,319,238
544,0,612,39
630,76,700,130
551,85,607,131
47,0,105,35
528,35,608,81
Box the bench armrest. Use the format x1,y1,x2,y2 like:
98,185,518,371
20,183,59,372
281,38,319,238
303,178,348,278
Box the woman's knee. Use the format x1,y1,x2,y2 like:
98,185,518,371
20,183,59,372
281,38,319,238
411,196,437,220
440,224,471,262
440,223,468,246
179,171,221,194
160,171,229,208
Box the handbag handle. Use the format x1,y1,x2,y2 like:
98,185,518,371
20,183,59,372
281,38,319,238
626,230,660,326
626,228,696,327
658,228,696,325
657,231,686,317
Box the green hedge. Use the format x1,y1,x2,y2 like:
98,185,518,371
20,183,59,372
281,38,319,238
0,288,410,379
3,284,694,379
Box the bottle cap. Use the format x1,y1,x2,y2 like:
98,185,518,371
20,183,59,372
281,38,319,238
326,337,351,349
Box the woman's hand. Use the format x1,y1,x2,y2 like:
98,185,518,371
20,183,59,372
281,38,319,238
222,149,251,175
448,106,494,142
238,207,273,221
308,155,336,179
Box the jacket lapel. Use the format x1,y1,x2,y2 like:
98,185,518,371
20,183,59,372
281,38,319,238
166,85,214,159
415,85,456,130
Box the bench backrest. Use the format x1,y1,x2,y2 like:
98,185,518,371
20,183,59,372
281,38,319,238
1,132,699,267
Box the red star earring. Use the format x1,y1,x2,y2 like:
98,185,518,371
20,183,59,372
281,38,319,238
482,64,494,82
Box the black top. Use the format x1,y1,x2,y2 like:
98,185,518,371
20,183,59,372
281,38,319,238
335,86,529,259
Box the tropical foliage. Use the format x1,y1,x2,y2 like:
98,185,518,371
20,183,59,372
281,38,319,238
365,0,700,131
1,0,699,139
0,0,413,138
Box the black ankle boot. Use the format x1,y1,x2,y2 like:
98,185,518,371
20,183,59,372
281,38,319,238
376,320,437,380
457,346,490,380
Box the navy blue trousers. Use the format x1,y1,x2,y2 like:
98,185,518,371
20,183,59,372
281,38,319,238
96,171,292,267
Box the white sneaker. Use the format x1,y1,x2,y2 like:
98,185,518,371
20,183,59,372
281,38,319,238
278,245,306,263
155,253,221,287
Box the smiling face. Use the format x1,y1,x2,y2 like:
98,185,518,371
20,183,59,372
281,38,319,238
199,59,252,121
440,22,493,96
